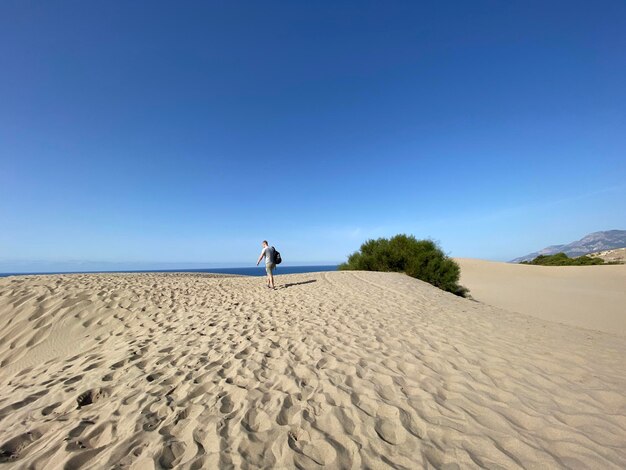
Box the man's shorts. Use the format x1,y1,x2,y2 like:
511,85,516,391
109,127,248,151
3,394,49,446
266,263,276,274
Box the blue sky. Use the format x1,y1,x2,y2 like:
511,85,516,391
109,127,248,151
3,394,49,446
1,1,625,271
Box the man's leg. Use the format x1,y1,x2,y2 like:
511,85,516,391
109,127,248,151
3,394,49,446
269,269,275,289
265,265,272,287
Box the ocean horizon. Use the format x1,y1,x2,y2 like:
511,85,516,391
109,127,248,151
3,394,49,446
0,265,339,278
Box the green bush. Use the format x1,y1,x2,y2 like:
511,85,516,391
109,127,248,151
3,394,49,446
338,234,468,297
520,252,605,266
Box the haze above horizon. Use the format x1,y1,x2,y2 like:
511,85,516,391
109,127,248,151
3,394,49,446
2,1,625,272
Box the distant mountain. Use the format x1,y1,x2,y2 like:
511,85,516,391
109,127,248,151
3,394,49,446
511,230,626,263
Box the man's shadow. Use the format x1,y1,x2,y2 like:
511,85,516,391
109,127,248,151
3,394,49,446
280,280,317,289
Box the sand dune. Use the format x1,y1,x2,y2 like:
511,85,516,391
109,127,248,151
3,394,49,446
1,271,625,468
589,247,626,264
457,258,626,336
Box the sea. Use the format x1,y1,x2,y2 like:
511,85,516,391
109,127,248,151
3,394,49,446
0,265,339,278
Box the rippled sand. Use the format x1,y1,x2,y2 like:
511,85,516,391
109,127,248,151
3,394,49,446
1,271,625,468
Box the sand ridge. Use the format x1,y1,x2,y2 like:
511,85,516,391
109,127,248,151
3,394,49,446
0,271,625,468
457,258,626,336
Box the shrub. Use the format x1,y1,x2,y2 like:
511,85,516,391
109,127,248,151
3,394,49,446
339,234,469,296
520,252,605,266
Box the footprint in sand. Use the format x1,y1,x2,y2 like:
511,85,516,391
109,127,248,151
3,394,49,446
0,429,44,463
76,388,109,408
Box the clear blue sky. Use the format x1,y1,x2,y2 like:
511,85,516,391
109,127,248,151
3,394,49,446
1,1,625,271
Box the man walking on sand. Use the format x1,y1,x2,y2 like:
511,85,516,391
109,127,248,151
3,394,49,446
256,240,276,289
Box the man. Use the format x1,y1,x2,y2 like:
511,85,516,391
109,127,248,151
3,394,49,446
256,240,276,289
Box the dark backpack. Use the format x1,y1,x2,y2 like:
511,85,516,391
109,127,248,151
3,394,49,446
272,247,282,265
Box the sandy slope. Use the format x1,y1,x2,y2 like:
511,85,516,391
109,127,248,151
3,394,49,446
0,271,625,469
457,258,626,337
589,247,626,264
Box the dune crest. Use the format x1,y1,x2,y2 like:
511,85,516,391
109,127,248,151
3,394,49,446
457,258,626,336
1,272,625,468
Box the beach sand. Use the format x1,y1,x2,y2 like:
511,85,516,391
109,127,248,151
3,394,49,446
1,271,625,468
457,258,626,336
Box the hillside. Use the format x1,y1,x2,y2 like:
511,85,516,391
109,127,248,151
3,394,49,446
512,229,626,263
588,247,626,264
